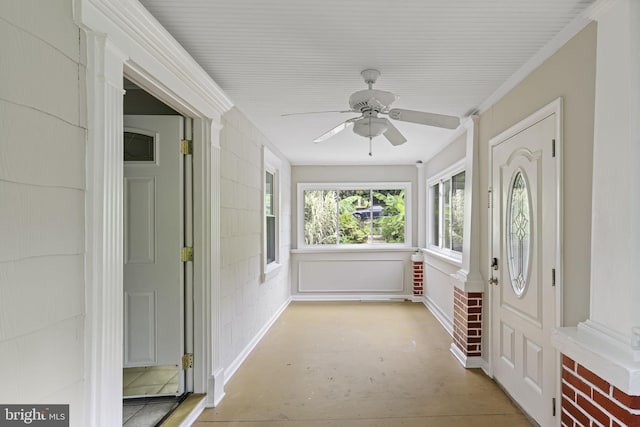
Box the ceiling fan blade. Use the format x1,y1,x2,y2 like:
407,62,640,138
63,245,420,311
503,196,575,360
388,108,460,129
282,110,353,117
313,118,356,143
383,121,407,146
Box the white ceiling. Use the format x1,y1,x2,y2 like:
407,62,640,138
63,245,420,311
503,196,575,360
138,0,596,165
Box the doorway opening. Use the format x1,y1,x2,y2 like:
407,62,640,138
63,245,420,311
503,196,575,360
122,78,194,426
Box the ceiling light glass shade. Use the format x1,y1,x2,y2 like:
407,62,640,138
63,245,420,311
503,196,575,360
353,117,388,138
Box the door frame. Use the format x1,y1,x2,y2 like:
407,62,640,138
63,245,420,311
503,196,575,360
487,97,564,423
76,0,234,424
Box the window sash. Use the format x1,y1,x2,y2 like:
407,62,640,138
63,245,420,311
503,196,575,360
428,164,465,256
299,183,411,248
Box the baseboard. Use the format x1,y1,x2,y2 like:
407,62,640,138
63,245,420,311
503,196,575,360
223,297,292,385
450,343,485,369
423,296,454,337
290,294,413,302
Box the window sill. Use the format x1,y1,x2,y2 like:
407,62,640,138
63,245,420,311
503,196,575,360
422,248,463,267
292,245,415,254
263,262,282,282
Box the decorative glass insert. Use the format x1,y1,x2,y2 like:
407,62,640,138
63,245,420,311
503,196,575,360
124,132,155,162
506,171,531,297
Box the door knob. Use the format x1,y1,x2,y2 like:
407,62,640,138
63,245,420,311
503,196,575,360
489,277,498,285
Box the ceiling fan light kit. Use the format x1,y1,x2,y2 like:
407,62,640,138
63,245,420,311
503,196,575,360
302,69,461,155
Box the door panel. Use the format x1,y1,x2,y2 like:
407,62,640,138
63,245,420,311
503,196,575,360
491,113,557,426
123,115,184,396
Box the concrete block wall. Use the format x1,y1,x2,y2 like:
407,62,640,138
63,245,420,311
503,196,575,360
219,107,291,368
0,0,87,422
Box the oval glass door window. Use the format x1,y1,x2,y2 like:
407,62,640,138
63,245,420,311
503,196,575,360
506,170,531,297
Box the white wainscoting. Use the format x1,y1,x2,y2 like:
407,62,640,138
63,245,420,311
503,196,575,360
423,253,459,335
291,249,414,297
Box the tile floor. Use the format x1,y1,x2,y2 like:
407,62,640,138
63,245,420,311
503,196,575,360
123,365,181,426
123,365,180,397
123,396,182,426
194,301,535,426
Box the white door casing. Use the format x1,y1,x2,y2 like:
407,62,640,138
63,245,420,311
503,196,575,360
490,102,561,426
123,115,185,389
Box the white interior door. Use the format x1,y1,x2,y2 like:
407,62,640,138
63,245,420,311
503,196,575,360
490,113,558,426
123,115,184,385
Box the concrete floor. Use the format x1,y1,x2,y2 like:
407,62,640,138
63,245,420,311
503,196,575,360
194,301,533,426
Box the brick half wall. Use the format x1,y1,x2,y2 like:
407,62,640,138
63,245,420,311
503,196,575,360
561,354,640,427
452,287,482,357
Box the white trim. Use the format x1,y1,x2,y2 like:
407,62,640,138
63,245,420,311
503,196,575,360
552,322,640,395
224,298,291,384
291,294,413,302
76,0,233,423
450,343,486,369
423,297,454,337
297,181,413,249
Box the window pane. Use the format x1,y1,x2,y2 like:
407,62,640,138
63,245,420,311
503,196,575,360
431,184,440,246
266,216,276,264
443,179,451,249
451,171,465,252
338,190,369,244
265,172,274,215
373,189,405,243
304,190,338,245
124,132,154,162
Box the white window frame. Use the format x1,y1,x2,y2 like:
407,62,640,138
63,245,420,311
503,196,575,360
297,181,412,249
263,147,281,281
427,159,466,262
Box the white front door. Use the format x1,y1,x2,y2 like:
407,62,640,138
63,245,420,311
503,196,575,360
490,111,558,426
123,115,185,395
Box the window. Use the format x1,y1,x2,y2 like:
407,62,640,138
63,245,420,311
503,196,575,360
428,161,465,258
265,171,276,264
263,147,281,280
299,183,411,247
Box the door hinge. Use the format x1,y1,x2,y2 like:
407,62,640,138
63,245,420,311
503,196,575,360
181,247,194,262
488,188,492,209
552,268,556,286
182,353,194,370
552,139,556,158
180,139,193,155
552,397,556,416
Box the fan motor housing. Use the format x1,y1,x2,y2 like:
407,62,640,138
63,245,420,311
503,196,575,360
349,89,397,112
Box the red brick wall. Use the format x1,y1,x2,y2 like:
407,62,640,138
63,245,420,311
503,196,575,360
412,260,423,296
452,287,482,357
562,354,640,426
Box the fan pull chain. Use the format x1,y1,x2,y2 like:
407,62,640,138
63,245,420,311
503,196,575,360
368,137,372,156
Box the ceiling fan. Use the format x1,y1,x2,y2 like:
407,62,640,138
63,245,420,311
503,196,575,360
287,69,460,156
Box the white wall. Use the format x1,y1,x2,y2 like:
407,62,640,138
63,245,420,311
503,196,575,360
290,165,417,297
0,0,86,421
219,107,291,370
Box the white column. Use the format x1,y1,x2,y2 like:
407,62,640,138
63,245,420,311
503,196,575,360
552,0,640,395
208,117,226,406
452,116,484,292
416,161,426,248
84,32,127,426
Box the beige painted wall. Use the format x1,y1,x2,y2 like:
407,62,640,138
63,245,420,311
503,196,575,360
0,0,87,423
479,22,597,326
